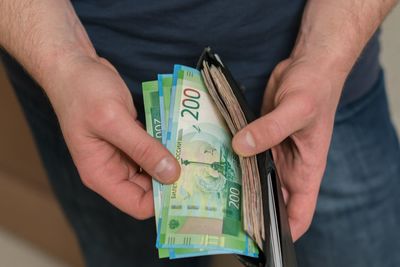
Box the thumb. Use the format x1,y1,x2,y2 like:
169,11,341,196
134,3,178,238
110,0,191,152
96,108,180,184
232,93,314,156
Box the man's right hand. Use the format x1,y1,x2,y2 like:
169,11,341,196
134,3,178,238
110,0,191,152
48,55,180,219
0,0,180,219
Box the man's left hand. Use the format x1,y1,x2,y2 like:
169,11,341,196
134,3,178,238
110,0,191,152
232,56,345,241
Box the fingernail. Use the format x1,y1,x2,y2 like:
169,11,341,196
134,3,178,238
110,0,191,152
155,157,177,183
235,131,256,155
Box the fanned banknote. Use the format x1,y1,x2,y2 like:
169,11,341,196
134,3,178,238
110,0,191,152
142,80,170,258
143,78,251,259
142,48,297,267
159,65,257,257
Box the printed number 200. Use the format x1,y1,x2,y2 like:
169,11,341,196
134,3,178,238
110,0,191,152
181,88,200,120
229,187,240,209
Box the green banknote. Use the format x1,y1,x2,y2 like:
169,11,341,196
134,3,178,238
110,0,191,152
158,74,173,145
158,65,258,257
142,80,162,219
143,80,236,259
142,80,170,258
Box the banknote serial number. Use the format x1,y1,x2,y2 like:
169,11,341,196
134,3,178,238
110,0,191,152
152,118,162,139
180,88,200,120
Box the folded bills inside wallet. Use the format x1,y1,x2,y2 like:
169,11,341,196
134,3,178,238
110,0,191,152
197,48,297,267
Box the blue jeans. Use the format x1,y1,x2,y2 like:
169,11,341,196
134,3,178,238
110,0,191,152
2,50,400,266
295,70,400,267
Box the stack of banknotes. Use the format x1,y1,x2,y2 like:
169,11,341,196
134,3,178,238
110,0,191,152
142,65,259,259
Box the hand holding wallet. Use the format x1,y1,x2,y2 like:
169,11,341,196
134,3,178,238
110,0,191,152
198,48,297,267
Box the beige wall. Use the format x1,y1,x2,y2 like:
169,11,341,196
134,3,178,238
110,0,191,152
0,63,84,267
0,64,49,190
381,6,400,132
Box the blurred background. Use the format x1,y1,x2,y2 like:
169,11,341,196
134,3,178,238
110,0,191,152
0,7,399,267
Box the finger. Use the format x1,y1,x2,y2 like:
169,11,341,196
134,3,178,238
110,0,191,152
286,192,318,241
95,109,180,184
98,174,155,219
125,159,152,192
80,143,155,219
129,172,152,192
232,93,314,156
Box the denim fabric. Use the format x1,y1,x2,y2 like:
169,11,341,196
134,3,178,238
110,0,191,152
70,0,380,108
295,71,400,267
1,48,400,267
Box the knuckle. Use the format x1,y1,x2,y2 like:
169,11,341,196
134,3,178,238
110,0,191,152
129,139,157,165
258,117,284,145
81,174,96,191
131,199,152,220
88,103,120,130
297,94,317,120
98,57,119,74
133,211,150,220
269,117,284,141
274,59,291,75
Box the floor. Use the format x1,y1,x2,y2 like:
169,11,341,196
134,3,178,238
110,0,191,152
0,5,399,267
0,228,68,267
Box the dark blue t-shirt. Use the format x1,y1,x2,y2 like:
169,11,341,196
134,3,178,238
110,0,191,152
72,0,380,115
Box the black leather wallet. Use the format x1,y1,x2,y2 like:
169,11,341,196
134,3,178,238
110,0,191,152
197,48,297,267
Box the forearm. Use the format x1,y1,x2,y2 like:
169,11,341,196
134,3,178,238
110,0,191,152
0,0,96,91
292,0,398,78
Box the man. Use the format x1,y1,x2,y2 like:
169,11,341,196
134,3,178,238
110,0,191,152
0,0,399,266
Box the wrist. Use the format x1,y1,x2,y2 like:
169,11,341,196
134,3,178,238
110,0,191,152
40,52,102,117
37,47,97,93
0,0,98,97
290,0,380,84
28,30,98,96
290,34,353,84
286,36,352,104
